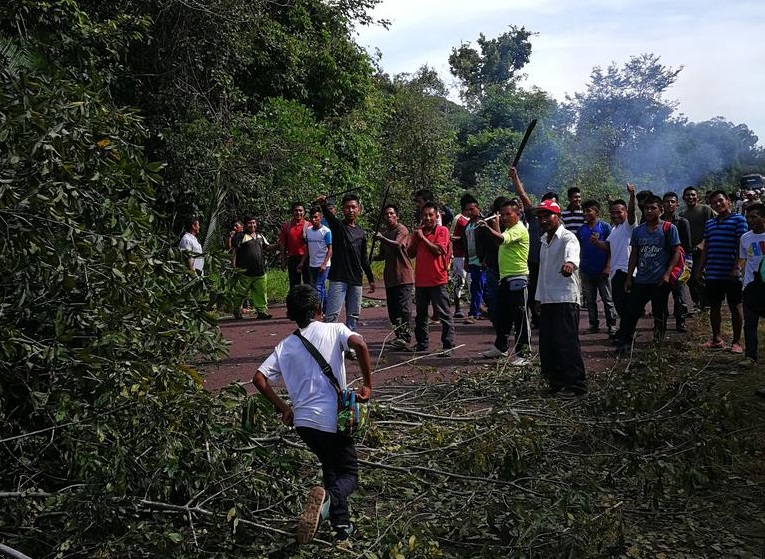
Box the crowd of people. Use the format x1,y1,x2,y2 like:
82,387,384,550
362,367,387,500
179,172,765,545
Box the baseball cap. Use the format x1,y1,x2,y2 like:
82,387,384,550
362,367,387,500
536,199,561,215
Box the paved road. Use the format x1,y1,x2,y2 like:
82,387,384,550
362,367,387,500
200,292,681,392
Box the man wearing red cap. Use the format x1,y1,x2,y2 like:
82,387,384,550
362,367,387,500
534,199,587,397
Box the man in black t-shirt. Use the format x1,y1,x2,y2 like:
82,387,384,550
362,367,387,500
231,215,274,319
315,194,375,354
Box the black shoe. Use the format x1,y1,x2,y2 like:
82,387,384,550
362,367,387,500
676,321,686,333
608,329,621,340
439,344,455,357
333,523,354,541
233,309,243,320
255,312,273,320
414,345,428,353
555,387,587,399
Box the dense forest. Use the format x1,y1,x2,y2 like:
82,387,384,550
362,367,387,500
1,1,763,557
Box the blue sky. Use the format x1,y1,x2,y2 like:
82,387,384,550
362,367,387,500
356,0,765,145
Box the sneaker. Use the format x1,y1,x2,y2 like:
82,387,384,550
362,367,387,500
439,344,455,357
509,356,529,366
606,326,616,337
584,325,600,334
255,311,273,320
675,321,687,333
333,523,354,541
233,309,244,320
463,317,476,325
481,346,508,359
608,329,621,340
414,344,428,353
345,348,357,360
730,343,744,354
297,486,328,545
453,310,465,319
388,338,410,351
737,357,756,368
555,387,586,399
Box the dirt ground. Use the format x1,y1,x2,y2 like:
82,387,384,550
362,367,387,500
200,290,687,392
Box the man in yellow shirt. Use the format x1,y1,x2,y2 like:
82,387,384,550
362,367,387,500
479,199,530,364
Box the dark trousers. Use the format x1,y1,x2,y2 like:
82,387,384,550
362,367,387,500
581,273,618,328
296,427,358,527
484,267,499,324
669,282,688,321
620,282,672,344
687,254,704,308
743,281,765,362
611,270,629,322
528,261,540,325
414,284,455,349
386,284,413,342
539,303,587,392
494,279,530,355
288,255,310,287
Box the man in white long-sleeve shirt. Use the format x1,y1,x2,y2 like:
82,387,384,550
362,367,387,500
535,199,587,397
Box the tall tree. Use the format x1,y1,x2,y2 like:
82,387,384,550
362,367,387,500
448,26,534,105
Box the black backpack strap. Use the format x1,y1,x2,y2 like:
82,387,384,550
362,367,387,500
293,329,341,395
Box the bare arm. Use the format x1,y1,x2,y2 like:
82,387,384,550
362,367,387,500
321,245,332,271
347,334,373,399
415,228,446,256
626,183,636,225
253,371,293,426
509,166,533,210
662,244,682,284
478,218,504,245
625,246,638,292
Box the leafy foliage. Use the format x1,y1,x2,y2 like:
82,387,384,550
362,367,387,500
449,27,534,105
1,3,765,557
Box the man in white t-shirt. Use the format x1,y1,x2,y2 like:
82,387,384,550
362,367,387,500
737,203,765,367
179,216,204,275
299,207,333,312
253,285,372,544
606,183,636,340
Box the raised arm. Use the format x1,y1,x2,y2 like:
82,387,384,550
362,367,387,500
509,166,533,210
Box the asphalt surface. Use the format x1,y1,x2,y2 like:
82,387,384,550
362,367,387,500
200,290,678,392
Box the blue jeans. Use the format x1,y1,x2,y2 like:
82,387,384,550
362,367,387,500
468,264,486,318
309,266,330,312
325,281,362,331
484,267,499,323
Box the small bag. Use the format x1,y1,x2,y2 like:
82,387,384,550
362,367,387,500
504,275,528,292
662,221,691,285
293,330,369,439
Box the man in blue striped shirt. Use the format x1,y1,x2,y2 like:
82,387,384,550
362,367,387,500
695,190,748,352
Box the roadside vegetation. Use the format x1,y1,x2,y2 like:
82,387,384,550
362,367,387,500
2,1,764,557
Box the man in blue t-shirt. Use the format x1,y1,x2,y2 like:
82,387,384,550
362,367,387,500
695,190,749,352
578,199,618,335
615,195,682,352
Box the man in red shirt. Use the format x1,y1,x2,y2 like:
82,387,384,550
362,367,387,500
407,202,456,353
279,201,310,287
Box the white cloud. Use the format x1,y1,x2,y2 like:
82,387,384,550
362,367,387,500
357,0,765,143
